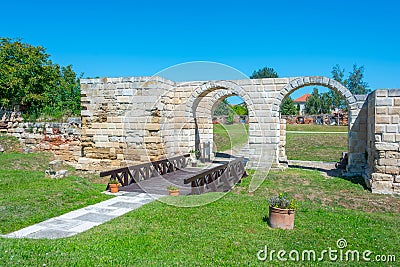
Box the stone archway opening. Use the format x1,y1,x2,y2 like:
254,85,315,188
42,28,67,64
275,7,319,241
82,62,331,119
181,81,260,168
211,94,249,160
190,88,250,164
277,76,365,174
279,85,349,165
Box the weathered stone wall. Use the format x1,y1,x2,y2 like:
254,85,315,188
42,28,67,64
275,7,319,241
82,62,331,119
79,77,175,171
0,113,81,162
78,76,398,194
366,89,400,194
79,76,363,172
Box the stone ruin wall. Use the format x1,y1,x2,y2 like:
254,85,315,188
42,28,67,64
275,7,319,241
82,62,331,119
78,76,367,173
1,76,398,195
366,89,400,194
79,77,175,171
0,112,81,162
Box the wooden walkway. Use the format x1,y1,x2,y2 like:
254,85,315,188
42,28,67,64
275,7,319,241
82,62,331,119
119,167,201,195
100,154,247,196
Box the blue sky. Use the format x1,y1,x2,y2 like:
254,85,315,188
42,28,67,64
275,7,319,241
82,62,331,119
2,0,400,102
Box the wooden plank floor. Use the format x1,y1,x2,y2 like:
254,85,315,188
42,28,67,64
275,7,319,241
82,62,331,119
119,154,248,196
119,167,201,196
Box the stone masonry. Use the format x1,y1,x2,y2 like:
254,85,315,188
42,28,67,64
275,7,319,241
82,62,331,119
365,89,400,194
1,113,81,163
75,76,398,194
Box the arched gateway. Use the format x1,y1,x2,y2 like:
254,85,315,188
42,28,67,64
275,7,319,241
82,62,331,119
79,76,400,194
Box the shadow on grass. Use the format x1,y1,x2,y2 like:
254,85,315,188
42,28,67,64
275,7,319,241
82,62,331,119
288,164,370,191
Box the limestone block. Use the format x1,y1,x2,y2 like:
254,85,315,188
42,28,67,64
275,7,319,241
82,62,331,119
371,180,393,194
382,133,396,142
376,107,387,115
395,175,400,183
373,164,386,173
388,89,400,97
376,90,388,97
378,158,397,166
375,142,399,151
375,116,391,124
49,160,63,172
386,151,400,159
386,165,399,175
376,98,393,106
388,107,400,115
386,125,398,133
145,123,161,131
371,173,393,181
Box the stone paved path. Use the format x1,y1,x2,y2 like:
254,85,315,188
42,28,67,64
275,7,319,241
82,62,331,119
1,192,162,239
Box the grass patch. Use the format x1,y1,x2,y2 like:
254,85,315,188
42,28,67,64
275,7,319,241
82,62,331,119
213,124,248,151
0,152,110,234
286,124,347,132
286,133,348,162
0,134,22,152
1,168,399,266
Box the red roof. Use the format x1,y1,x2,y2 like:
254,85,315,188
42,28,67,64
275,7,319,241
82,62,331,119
293,93,311,103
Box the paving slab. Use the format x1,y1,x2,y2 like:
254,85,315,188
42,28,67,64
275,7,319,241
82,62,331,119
1,192,162,239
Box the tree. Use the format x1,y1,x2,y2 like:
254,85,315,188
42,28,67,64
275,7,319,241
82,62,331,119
231,104,248,116
346,64,370,95
330,65,347,111
331,64,370,95
250,66,278,79
213,99,231,116
280,97,297,115
304,88,332,115
0,38,81,119
331,64,345,84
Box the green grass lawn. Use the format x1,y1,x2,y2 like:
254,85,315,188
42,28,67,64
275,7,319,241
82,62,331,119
286,133,348,162
1,165,399,266
0,152,110,234
213,123,248,151
286,124,348,162
213,123,348,162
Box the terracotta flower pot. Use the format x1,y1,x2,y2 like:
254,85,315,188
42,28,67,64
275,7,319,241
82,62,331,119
168,189,180,196
268,206,295,229
109,183,119,193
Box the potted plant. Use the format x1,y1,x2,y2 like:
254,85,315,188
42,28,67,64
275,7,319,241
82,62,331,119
189,149,200,167
167,185,180,196
109,177,120,193
268,193,297,229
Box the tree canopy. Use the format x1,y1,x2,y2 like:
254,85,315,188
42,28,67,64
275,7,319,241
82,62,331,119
250,66,278,79
304,88,332,115
331,64,370,95
280,97,297,115
0,38,81,120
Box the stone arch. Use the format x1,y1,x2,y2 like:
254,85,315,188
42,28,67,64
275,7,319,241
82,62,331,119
276,76,365,173
278,76,356,108
180,80,257,163
184,80,256,117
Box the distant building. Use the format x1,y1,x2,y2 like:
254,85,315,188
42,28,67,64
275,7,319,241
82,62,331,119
293,93,311,115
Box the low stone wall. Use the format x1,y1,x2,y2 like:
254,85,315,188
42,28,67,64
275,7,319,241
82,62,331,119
1,112,81,163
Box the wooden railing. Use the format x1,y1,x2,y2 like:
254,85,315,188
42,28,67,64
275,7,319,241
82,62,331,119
184,157,247,195
100,154,190,187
